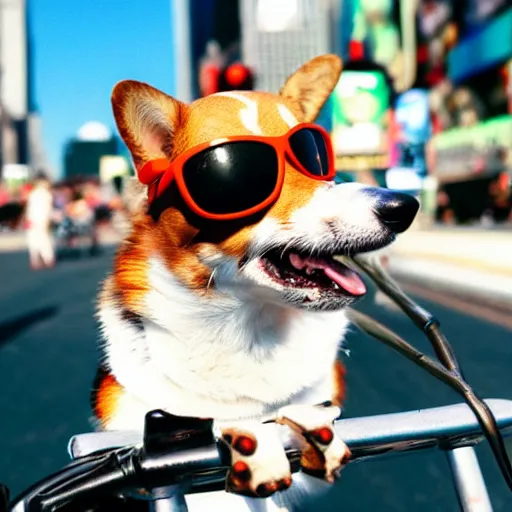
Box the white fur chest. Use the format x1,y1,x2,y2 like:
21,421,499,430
143,258,349,408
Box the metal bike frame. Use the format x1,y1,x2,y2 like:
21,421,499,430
102,451,494,512
447,447,493,512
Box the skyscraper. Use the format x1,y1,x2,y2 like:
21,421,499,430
239,0,336,93
63,122,121,179
0,0,46,179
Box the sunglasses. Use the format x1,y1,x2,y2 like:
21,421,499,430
139,123,336,221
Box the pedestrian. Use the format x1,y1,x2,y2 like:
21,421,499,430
25,176,55,270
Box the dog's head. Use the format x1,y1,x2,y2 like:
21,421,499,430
112,55,418,312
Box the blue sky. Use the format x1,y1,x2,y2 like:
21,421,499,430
31,0,176,178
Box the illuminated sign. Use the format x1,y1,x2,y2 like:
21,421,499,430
448,8,512,83
432,115,512,182
395,89,431,145
331,70,391,170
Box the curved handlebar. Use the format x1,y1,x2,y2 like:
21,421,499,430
68,399,512,461
10,399,512,511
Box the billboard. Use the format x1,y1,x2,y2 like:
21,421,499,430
386,89,431,192
348,0,403,90
447,8,512,83
331,70,391,170
394,89,431,145
431,114,512,183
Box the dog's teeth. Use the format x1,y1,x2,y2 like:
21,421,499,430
306,267,313,275
333,283,340,290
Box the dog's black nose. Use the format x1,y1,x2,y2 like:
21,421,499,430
371,189,420,234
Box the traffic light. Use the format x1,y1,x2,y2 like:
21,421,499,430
217,63,255,92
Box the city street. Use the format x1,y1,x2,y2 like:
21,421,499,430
0,247,511,511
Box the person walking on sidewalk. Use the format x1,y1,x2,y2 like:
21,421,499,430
25,176,55,270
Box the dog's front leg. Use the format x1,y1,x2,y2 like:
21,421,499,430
219,422,293,498
276,404,351,483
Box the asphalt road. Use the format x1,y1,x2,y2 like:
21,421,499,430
0,247,511,511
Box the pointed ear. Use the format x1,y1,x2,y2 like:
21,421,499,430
111,80,184,171
279,55,342,122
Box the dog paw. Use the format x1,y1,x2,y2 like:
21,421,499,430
276,405,351,483
221,424,293,498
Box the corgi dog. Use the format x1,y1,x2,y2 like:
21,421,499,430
92,54,419,511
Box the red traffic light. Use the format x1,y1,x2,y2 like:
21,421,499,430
225,63,251,87
217,63,255,91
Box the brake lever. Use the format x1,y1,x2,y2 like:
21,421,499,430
134,410,229,494
349,254,512,493
143,409,216,454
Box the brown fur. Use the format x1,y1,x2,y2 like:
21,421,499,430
91,368,123,428
280,55,343,123
332,361,347,407
97,55,344,426
300,443,327,474
111,80,184,168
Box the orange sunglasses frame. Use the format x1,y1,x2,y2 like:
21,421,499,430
139,122,336,221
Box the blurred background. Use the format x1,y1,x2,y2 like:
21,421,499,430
0,0,511,510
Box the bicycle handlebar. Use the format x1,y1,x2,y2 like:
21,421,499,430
10,399,512,511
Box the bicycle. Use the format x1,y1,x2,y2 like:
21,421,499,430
4,255,512,512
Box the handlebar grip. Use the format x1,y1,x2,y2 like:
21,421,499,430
134,410,230,491
136,442,230,490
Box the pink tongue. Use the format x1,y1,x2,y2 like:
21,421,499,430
289,253,366,296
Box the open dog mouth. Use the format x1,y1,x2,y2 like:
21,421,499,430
258,248,366,297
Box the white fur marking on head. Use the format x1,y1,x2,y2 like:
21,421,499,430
215,91,263,135
277,104,299,128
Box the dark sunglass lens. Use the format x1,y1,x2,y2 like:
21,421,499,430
289,128,330,176
312,130,330,174
182,142,279,215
